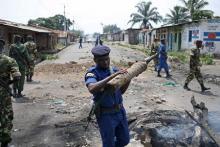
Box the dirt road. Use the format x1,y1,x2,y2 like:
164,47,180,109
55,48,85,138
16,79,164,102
11,43,220,147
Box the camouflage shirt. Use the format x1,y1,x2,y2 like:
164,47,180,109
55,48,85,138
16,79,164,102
24,41,37,60
190,48,201,68
0,54,21,86
150,43,159,55
9,43,30,67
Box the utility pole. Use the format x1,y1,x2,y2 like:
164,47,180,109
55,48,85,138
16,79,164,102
64,5,67,46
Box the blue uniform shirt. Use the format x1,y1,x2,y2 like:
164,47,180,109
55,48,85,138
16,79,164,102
159,44,167,60
85,66,123,107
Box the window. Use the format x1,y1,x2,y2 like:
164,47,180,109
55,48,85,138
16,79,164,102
188,30,192,42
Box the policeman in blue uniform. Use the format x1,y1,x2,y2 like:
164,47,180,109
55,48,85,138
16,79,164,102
85,45,130,147
157,39,171,78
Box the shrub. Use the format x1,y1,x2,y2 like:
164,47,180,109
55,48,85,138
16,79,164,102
168,51,189,63
200,53,214,65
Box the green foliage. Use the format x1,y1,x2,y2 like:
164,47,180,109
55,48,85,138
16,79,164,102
128,1,162,28
164,6,190,24
55,43,65,50
179,0,214,20
117,43,150,55
28,14,73,30
39,53,58,61
103,24,121,34
200,53,214,65
168,51,189,63
72,29,84,37
93,32,100,38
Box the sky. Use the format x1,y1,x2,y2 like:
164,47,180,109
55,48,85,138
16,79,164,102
1,0,220,34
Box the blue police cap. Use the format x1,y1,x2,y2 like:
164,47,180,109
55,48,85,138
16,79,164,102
91,45,111,57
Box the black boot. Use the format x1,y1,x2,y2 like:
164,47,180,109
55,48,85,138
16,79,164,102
13,88,18,98
1,142,9,147
17,91,24,98
29,74,33,82
201,83,210,92
157,70,161,77
26,75,29,82
165,70,172,78
184,83,191,91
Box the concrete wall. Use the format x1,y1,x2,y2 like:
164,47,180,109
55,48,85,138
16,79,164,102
181,19,220,54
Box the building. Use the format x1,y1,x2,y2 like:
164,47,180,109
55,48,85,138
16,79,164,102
0,19,58,53
124,28,141,45
152,19,220,55
112,31,124,41
138,29,151,47
53,30,75,45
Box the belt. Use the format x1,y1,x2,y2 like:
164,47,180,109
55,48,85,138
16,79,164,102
100,104,123,113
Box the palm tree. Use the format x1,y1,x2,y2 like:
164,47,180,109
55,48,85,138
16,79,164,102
164,6,190,24
128,1,162,47
128,1,162,28
180,0,214,20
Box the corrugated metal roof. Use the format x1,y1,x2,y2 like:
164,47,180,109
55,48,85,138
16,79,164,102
0,19,51,33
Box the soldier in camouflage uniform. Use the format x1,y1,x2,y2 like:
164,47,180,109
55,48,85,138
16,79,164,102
24,35,37,82
150,38,159,71
9,35,30,98
0,39,21,147
184,40,210,92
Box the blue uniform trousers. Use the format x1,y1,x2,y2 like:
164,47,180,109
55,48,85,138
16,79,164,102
97,109,130,147
158,57,169,72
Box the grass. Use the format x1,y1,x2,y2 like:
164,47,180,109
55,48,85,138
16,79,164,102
55,43,65,50
168,51,189,63
168,51,214,65
200,53,214,65
39,53,59,61
117,43,150,55
111,41,215,65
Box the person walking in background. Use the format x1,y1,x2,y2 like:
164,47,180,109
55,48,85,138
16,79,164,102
79,37,83,49
150,38,159,71
184,40,210,92
9,35,31,98
24,35,37,82
157,39,171,78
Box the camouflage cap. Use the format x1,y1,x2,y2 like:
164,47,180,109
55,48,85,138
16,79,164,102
91,45,111,57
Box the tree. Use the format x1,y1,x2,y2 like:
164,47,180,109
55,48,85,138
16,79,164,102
103,24,121,34
28,14,73,30
71,29,84,37
164,6,190,24
128,1,162,47
180,0,214,20
93,32,100,38
128,1,162,29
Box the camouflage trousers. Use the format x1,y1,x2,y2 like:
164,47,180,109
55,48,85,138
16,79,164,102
185,67,204,85
153,58,159,70
26,60,35,77
0,89,13,143
13,66,26,92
